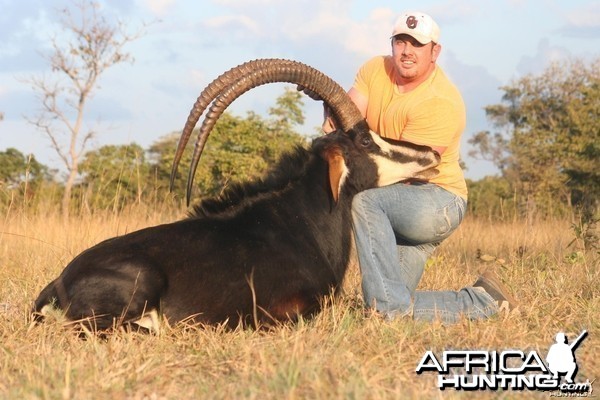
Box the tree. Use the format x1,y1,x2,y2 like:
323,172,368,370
150,112,307,200
468,58,599,225
78,143,148,210
465,177,516,221
0,148,51,207
26,0,144,217
268,87,305,132
0,148,50,188
150,89,308,200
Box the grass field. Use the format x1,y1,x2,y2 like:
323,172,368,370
1,205,598,399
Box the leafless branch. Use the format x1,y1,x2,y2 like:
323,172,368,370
24,0,146,217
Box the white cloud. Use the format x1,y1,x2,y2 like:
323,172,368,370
189,69,207,88
273,4,393,58
183,1,395,60
426,0,480,23
214,0,278,5
516,38,570,77
566,2,600,28
203,14,262,36
139,0,176,17
343,8,395,57
506,0,527,7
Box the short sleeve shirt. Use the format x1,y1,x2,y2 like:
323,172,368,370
353,56,468,199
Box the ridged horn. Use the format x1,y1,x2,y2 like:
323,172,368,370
171,58,364,205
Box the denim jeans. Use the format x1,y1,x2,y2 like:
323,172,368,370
351,182,498,323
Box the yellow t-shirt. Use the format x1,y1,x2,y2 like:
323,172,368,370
353,56,468,199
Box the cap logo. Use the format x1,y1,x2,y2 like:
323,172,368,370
406,15,418,29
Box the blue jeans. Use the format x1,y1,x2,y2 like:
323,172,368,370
351,182,498,323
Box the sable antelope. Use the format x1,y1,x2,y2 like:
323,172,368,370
33,59,440,331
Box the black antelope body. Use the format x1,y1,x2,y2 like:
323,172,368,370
33,59,440,331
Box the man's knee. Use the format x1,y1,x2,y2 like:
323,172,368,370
352,187,383,209
351,189,371,215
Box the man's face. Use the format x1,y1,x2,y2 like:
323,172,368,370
391,34,441,84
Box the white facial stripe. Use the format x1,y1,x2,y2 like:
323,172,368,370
370,154,423,186
369,132,394,155
369,131,425,160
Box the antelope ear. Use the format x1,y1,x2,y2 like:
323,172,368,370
323,147,348,203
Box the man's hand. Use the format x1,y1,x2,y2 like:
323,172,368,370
321,104,336,133
297,85,336,133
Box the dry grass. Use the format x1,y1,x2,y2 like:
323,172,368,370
0,206,598,399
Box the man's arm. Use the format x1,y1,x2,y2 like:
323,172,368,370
322,87,369,133
348,87,447,155
348,87,368,117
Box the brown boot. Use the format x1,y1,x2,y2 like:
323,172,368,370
473,270,518,313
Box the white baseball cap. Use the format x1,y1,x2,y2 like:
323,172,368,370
391,11,440,44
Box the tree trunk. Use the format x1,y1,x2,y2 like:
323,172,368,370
62,161,78,219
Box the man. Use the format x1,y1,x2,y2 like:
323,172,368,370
344,12,517,323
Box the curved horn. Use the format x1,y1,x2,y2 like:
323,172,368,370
174,59,364,205
170,59,295,191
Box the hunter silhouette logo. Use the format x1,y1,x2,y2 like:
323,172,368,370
416,330,593,393
546,330,587,384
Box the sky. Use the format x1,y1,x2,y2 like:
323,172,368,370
0,0,598,180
